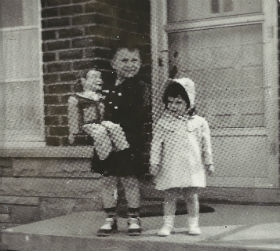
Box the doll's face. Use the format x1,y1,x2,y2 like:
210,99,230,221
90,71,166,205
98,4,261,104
111,48,141,80
167,95,188,116
83,70,103,91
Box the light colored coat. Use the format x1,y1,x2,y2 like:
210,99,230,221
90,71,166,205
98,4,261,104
150,77,213,191
150,112,213,190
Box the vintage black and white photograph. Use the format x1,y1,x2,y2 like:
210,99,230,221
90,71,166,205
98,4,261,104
0,0,280,250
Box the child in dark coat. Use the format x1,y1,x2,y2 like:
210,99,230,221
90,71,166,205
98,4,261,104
90,42,150,236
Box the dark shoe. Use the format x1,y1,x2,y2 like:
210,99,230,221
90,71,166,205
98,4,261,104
97,217,118,237
127,217,142,236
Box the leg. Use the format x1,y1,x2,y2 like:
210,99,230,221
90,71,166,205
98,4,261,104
97,176,118,236
158,189,177,237
101,176,118,210
184,187,201,235
121,177,141,235
121,176,140,210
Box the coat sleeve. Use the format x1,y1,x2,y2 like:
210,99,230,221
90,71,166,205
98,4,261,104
133,81,151,131
201,119,214,165
150,121,164,173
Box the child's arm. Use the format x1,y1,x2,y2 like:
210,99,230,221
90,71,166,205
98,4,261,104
201,119,214,175
150,122,164,176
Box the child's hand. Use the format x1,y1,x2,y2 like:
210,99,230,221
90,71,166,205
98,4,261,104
150,164,160,176
68,133,75,144
205,164,215,176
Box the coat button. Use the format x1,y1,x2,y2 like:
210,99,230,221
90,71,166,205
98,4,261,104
118,92,122,96
114,106,118,109
109,101,112,104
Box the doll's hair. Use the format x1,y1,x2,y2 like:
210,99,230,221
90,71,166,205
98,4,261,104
162,81,195,116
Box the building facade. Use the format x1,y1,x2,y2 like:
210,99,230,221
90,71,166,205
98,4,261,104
0,0,279,228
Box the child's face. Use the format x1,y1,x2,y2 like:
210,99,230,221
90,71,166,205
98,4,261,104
111,48,141,80
166,96,188,116
83,70,103,91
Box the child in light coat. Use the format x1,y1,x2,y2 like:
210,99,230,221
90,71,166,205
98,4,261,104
150,78,214,237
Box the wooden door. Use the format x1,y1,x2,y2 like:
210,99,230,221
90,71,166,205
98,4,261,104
151,0,279,188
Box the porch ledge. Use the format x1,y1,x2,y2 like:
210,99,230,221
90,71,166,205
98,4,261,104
0,146,94,158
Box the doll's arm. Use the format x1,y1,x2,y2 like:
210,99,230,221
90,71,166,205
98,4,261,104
68,96,80,144
150,122,164,176
201,119,214,165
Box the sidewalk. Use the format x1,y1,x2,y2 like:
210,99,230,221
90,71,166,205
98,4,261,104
2,204,280,251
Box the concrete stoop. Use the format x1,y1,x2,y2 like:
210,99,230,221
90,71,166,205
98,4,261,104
2,204,280,251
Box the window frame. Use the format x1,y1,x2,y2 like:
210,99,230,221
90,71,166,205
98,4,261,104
0,0,45,148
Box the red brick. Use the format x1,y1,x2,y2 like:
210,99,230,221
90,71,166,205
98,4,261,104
42,30,56,40
45,115,60,125
42,8,59,18
72,14,94,25
42,17,70,28
60,5,83,16
115,18,137,31
72,0,91,3
47,40,71,51
73,60,95,70
47,84,72,94
46,136,60,146
43,52,56,62
72,14,113,26
61,136,70,146
43,65,48,74
44,95,60,105
58,28,84,38
84,48,111,59
42,0,71,7
47,62,71,73
43,74,60,84
84,2,114,16
72,37,95,48
60,72,78,81
59,49,83,60
49,126,69,136
72,135,92,145
60,116,69,125
93,37,112,47
74,37,111,49
84,25,116,37
47,105,68,115
114,8,136,21
60,94,72,104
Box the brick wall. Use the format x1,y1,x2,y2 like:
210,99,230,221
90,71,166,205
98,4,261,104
41,0,151,146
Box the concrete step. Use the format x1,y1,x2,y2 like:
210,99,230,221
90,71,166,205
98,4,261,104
117,200,214,217
0,214,10,223
2,204,280,251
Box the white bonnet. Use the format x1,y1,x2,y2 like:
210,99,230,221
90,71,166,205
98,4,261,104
173,78,196,107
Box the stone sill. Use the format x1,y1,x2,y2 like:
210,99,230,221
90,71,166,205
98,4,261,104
0,146,94,158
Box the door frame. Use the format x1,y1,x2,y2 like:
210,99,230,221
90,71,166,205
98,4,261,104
150,0,279,187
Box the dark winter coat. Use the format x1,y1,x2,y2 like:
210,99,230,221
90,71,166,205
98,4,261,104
92,74,150,177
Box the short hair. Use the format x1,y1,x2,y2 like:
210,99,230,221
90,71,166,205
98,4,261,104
162,81,191,109
110,36,142,59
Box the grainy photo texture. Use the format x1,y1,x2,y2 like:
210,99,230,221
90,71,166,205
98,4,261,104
0,0,280,251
